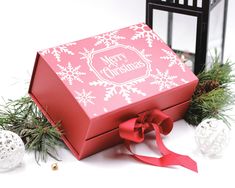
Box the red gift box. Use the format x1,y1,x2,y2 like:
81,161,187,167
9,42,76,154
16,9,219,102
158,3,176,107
29,23,198,161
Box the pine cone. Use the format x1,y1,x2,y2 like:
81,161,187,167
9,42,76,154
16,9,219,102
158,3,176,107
203,80,220,92
195,80,220,96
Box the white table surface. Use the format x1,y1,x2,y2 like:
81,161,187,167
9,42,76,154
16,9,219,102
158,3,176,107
0,1,235,188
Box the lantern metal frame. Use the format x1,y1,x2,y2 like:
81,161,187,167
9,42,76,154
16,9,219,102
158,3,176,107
146,0,228,74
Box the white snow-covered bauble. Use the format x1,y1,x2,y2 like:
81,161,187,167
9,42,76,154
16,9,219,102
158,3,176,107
195,118,230,157
0,130,25,170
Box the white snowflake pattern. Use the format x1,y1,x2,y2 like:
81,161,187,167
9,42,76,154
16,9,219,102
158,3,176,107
40,42,76,62
160,49,186,72
90,79,146,104
79,48,95,60
75,89,96,107
56,62,86,85
139,49,152,59
129,23,162,48
150,69,178,91
94,31,125,47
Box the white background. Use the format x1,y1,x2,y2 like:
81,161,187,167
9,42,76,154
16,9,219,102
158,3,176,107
0,0,235,187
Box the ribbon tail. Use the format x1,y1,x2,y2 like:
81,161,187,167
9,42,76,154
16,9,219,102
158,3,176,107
124,140,168,167
175,155,198,173
124,141,197,172
153,125,198,172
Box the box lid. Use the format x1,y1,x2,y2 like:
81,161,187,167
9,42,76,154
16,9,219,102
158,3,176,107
38,23,198,119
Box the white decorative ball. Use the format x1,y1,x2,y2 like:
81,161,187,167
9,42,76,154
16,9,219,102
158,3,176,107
195,118,230,156
0,130,25,170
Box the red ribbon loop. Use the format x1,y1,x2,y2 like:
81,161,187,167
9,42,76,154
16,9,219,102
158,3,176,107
119,109,198,172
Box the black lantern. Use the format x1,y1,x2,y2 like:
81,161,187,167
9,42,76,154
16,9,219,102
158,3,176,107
146,0,228,74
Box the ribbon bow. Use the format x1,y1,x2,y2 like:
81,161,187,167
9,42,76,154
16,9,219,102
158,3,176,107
119,109,198,172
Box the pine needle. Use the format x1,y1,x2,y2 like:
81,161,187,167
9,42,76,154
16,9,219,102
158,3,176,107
0,96,64,163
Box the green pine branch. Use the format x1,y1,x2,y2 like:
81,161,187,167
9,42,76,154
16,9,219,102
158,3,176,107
0,96,64,163
184,56,235,126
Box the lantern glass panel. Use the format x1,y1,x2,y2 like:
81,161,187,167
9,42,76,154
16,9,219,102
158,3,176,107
152,10,197,71
207,0,225,65
153,9,168,43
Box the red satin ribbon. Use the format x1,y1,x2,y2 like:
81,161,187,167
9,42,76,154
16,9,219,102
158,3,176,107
119,109,198,172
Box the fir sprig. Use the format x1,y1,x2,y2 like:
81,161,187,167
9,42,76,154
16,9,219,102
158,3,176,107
0,96,63,163
197,56,235,85
184,57,235,126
